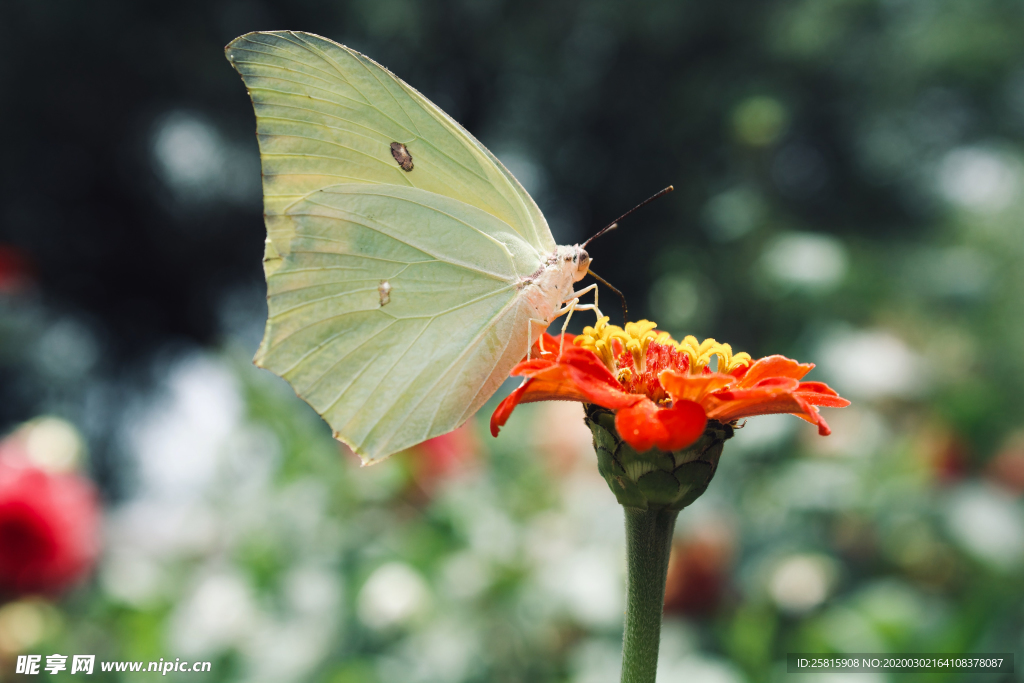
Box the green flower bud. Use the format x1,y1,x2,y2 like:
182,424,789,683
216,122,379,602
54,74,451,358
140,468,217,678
586,404,733,510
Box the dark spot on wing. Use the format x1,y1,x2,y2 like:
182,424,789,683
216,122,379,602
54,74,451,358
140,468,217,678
390,142,414,172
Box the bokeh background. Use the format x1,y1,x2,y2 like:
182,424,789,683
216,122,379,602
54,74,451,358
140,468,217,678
2,0,1024,681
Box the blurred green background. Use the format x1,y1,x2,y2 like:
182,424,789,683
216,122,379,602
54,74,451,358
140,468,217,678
2,0,1024,680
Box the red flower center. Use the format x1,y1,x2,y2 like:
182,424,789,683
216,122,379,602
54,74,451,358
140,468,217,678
615,341,692,403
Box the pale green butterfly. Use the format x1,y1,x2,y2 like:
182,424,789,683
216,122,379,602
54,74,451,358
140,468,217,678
225,31,603,464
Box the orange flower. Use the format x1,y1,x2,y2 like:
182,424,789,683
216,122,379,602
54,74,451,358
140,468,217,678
491,318,849,453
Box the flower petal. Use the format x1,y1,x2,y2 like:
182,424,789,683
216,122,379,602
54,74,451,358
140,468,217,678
614,401,664,452
660,370,737,404
615,399,707,452
705,383,832,435
794,381,852,408
657,401,709,450
510,348,637,409
490,378,569,436
735,355,813,387
491,334,640,437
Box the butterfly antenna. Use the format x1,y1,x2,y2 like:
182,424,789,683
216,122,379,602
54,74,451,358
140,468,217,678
588,269,629,323
582,185,674,248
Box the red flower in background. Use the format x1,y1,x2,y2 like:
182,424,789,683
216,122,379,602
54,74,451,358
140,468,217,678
410,423,480,494
491,318,849,452
0,245,33,294
987,432,1024,495
663,529,735,616
0,452,100,596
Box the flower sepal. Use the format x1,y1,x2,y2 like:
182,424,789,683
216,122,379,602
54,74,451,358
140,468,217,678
586,404,734,511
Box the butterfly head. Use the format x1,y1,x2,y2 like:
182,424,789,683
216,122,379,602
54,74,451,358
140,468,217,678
569,246,591,282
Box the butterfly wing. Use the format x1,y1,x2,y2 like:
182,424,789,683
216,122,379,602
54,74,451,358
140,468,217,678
225,31,555,254
225,32,557,462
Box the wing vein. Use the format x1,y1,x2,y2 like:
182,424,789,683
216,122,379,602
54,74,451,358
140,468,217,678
296,195,520,277
374,293,524,452
290,319,399,394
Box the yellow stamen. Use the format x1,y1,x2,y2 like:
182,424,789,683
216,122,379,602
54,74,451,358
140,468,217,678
677,336,752,373
576,317,753,375
576,316,624,370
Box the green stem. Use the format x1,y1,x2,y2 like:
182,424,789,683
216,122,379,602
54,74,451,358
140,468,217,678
621,506,679,683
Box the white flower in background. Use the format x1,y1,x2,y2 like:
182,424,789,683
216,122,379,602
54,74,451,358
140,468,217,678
105,499,219,561
816,328,927,400
243,622,332,683
283,565,342,623
761,232,848,292
526,468,626,628
242,564,342,683
769,554,837,613
169,571,260,657
153,113,225,191
377,619,479,683
465,508,519,564
126,353,243,502
100,549,167,607
569,638,623,683
538,547,623,628
152,111,259,206
439,552,491,601
945,484,1024,569
656,656,746,683
357,562,431,631
937,145,1020,213
6,416,85,473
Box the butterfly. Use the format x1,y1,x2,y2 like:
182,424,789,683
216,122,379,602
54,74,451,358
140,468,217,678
226,31,604,464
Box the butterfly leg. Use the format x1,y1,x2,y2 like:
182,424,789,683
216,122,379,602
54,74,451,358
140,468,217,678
560,283,605,356
567,283,602,320
527,284,604,360
555,298,579,358
527,317,551,360
546,284,604,358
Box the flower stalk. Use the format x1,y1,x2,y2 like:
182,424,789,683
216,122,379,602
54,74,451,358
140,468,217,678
587,405,736,682
621,506,679,683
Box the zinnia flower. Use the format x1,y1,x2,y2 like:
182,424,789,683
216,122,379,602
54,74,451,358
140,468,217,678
491,318,849,453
